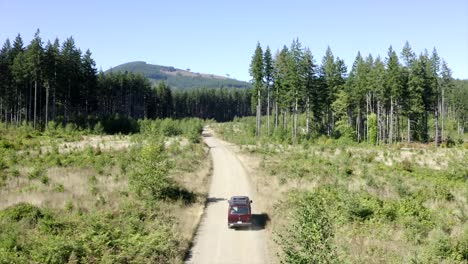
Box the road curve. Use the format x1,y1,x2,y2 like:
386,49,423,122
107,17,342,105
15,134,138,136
185,129,269,264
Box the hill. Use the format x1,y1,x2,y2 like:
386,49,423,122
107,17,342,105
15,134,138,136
106,61,251,89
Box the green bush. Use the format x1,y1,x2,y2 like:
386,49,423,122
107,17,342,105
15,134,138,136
161,119,183,136
277,192,339,263
40,175,49,185
28,166,45,180
0,203,43,224
129,141,172,200
368,113,378,145
93,121,104,134
400,158,413,172
347,193,383,221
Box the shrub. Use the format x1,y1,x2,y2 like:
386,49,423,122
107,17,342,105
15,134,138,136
129,141,172,200
347,193,383,221
368,113,378,145
397,197,434,241
40,175,50,185
400,158,413,172
161,119,182,137
0,203,43,224
53,183,65,193
28,166,45,180
277,192,339,263
93,121,104,135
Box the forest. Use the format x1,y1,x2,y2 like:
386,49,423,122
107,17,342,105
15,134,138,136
249,39,467,145
1,31,466,144
0,30,251,131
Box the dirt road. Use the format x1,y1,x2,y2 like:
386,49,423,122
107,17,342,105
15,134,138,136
185,130,269,264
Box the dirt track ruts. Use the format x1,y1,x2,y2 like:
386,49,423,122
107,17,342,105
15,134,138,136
185,129,269,264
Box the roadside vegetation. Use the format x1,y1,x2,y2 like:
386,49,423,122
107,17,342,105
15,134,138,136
0,118,210,263
214,120,467,263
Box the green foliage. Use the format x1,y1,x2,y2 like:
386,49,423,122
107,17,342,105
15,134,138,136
368,113,377,145
129,141,172,200
0,203,43,224
28,165,45,180
93,121,104,134
40,175,49,185
277,191,339,264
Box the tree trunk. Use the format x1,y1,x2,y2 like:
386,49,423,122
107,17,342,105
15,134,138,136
356,115,360,142
28,82,32,124
45,82,49,127
293,96,298,142
53,66,57,120
435,107,439,146
256,89,261,137
267,85,270,136
283,109,287,131
33,80,37,129
389,97,393,144
377,100,380,145
441,87,445,141
407,116,411,143
306,96,310,138
366,93,369,142
423,111,428,143
395,100,399,143
384,108,388,144
275,86,279,131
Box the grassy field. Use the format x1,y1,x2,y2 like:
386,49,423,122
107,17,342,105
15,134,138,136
214,120,468,263
0,119,211,263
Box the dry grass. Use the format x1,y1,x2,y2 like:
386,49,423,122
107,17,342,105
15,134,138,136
47,135,132,153
0,165,127,211
226,141,467,263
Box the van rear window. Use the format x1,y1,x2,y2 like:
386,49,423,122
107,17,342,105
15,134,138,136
230,206,249,215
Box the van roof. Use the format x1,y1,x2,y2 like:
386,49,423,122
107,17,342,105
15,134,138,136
229,196,250,205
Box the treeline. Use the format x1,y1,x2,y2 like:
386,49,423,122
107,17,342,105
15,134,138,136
0,30,251,129
250,39,467,144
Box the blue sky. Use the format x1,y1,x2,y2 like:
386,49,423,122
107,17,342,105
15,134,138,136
1,0,467,81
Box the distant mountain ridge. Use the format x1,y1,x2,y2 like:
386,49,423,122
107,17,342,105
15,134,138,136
106,61,250,89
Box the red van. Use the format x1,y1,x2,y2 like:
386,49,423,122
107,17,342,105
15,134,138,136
227,196,252,228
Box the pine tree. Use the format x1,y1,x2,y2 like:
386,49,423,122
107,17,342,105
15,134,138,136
320,47,346,136
430,48,441,145
25,29,44,128
81,49,98,115
385,46,403,143
44,39,60,123
368,56,385,144
249,42,264,136
301,48,317,138
289,38,303,141
400,41,416,142
264,46,274,136
439,60,453,141
0,39,12,123
274,46,291,131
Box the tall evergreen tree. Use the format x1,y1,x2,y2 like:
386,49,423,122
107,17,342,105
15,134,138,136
81,49,98,115
289,38,303,140
400,41,416,142
249,42,264,136
320,47,346,136
25,29,44,128
0,39,12,123
385,46,403,143
439,60,453,141
300,48,317,138
264,46,274,135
